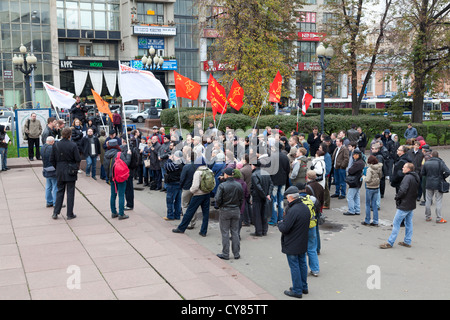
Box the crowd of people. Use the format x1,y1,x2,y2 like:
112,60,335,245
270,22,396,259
5,103,450,299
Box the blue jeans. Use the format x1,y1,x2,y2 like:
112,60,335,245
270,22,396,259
45,177,58,205
346,187,360,214
100,164,107,180
365,188,379,224
0,147,6,169
85,155,97,177
388,209,414,246
334,168,346,196
307,226,320,273
270,185,285,224
177,193,210,235
286,253,308,295
110,181,126,216
166,182,182,219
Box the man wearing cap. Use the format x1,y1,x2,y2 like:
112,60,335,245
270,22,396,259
278,186,311,298
214,167,244,260
150,126,163,144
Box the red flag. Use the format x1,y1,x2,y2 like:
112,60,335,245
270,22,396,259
227,79,244,111
298,83,313,115
269,71,282,103
174,71,201,100
207,74,227,115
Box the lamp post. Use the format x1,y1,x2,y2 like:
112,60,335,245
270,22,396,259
141,46,164,119
13,44,38,108
316,43,334,134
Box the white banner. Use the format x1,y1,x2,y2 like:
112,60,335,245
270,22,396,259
43,82,76,110
103,71,117,96
73,70,88,96
118,62,168,103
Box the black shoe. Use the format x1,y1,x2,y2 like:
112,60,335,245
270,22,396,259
217,253,229,260
338,195,345,200
199,232,206,237
284,289,302,299
118,214,129,220
172,228,184,234
250,232,263,237
330,194,339,198
67,214,77,220
92,176,97,180
112,213,119,218
52,213,58,219
46,203,53,208
343,211,355,215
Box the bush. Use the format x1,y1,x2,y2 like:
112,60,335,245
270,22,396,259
203,113,253,132
428,124,449,145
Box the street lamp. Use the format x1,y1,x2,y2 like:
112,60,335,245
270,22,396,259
141,46,164,72
13,44,38,108
316,43,334,134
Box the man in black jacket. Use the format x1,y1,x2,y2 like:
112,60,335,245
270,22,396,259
269,143,291,225
250,161,273,237
70,96,88,127
390,145,412,192
421,151,450,223
215,167,244,260
278,186,310,298
50,128,81,220
164,151,184,220
380,163,419,249
81,128,101,180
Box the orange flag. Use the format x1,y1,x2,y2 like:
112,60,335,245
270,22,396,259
174,71,201,100
207,74,227,118
91,89,113,121
269,71,282,103
227,79,244,111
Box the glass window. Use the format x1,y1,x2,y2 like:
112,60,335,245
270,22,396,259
66,9,79,29
94,11,106,30
81,11,92,29
57,8,65,28
94,3,105,10
108,11,120,30
66,2,78,9
80,3,91,10
65,42,78,56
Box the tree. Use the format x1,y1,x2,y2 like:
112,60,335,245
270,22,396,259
199,0,302,116
323,0,393,115
387,0,450,123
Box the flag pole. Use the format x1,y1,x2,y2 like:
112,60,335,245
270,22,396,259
121,103,130,149
296,100,299,132
202,100,207,131
253,91,270,130
177,97,182,132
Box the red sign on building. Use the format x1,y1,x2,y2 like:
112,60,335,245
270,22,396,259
298,32,326,42
298,62,321,72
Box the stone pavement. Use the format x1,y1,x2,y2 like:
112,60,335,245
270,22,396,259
0,158,274,300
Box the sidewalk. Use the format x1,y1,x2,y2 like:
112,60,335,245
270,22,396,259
0,158,275,300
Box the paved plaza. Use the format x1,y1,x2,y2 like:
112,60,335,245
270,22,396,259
1,147,450,300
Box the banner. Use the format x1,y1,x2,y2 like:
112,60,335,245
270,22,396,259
174,71,201,100
207,74,227,118
269,71,282,103
91,89,113,121
118,62,168,103
227,79,244,111
43,82,76,110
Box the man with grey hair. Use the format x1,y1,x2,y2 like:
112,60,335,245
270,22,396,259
42,136,58,208
278,186,311,298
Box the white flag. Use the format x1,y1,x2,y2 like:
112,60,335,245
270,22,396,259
43,82,76,110
118,63,168,103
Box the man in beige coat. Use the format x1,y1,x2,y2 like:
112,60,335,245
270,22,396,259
24,112,43,161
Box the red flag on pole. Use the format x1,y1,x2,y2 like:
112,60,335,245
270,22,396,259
207,74,227,118
299,83,313,115
269,71,282,103
227,79,244,111
174,71,201,100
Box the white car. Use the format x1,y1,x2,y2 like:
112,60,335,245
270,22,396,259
0,115,12,131
130,108,161,123
124,105,139,118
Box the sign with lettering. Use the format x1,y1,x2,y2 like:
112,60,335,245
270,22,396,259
59,60,130,70
133,26,176,36
298,32,326,42
138,37,165,50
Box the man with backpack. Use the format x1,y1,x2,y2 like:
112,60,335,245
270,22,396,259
104,139,132,220
172,156,215,236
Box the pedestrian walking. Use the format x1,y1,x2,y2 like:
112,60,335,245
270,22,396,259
421,150,450,223
214,167,244,260
50,127,81,220
278,186,311,299
380,163,420,249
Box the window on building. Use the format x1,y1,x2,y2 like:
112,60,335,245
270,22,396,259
322,13,338,35
298,42,317,63
137,2,165,25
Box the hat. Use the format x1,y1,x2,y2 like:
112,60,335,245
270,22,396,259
353,149,362,155
295,182,306,191
224,167,234,176
164,134,171,140
152,126,159,129
284,186,299,198
174,150,183,158
107,139,118,147
422,144,431,150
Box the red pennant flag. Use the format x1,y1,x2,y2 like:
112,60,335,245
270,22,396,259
207,74,227,115
227,79,244,111
174,71,201,100
269,71,282,103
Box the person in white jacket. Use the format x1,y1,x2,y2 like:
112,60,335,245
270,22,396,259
311,150,326,189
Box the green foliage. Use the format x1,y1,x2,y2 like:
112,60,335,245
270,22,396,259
427,124,449,145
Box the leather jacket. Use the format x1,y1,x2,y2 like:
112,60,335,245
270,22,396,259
214,177,244,211
251,167,274,201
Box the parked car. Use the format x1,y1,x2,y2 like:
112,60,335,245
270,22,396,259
0,115,12,131
130,108,161,123
124,105,139,118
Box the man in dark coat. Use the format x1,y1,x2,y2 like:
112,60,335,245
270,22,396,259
269,144,291,225
380,163,420,249
81,128,101,180
421,151,450,223
390,145,412,192
278,186,311,298
50,127,81,220
250,160,273,237
69,96,87,126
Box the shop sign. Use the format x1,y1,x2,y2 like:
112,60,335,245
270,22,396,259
298,32,326,41
133,26,176,36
